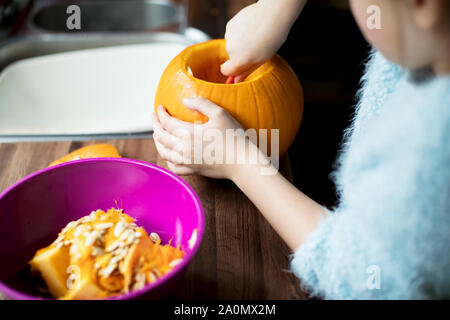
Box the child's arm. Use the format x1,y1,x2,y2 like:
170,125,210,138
221,0,307,82
153,97,327,250
231,151,328,250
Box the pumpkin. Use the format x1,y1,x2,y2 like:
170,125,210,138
49,144,121,167
154,39,304,156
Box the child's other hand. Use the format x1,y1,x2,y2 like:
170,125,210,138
152,97,246,180
221,2,284,82
221,0,304,82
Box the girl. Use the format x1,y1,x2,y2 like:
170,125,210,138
153,0,450,299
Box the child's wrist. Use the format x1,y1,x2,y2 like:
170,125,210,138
228,138,272,184
259,0,306,23
257,0,305,44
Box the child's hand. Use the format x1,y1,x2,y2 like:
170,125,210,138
152,97,247,180
221,0,305,82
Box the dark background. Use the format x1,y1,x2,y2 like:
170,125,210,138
189,0,369,208
280,3,369,208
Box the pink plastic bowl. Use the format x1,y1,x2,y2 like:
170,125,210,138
0,158,204,300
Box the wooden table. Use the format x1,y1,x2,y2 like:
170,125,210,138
0,139,307,299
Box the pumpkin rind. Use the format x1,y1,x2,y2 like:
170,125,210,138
49,144,121,167
154,39,304,156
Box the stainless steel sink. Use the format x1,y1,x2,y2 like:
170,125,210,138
32,0,182,33
1,0,208,70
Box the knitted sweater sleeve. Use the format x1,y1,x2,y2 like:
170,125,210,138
290,53,450,299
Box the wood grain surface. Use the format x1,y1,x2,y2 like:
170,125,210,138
0,139,307,299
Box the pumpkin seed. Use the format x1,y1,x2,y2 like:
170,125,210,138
114,221,126,237
150,232,160,243
106,241,119,252
73,226,83,237
94,222,113,230
147,272,157,283
84,230,102,246
169,259,183,268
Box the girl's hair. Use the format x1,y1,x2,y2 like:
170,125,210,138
408,66,435,84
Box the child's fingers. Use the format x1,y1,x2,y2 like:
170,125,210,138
167,161,195,176
152,113,164,133
153,128,183,151
234,70,252,83
154,138,184,165
153,114,183,150
157,105,193,137
183,97,225,119
221,58,253,77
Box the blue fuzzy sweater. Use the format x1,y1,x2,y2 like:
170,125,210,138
291,51,450,299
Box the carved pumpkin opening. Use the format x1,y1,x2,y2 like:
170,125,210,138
183,40,273,84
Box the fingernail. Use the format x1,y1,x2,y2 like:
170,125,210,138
183,97,195,105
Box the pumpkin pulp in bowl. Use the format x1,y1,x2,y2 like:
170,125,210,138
154,39,304,156
29,208,184,300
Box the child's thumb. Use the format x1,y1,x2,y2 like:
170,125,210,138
221,59,242,76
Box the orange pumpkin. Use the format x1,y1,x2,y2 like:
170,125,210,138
49,144,121,167
154,39,304,156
